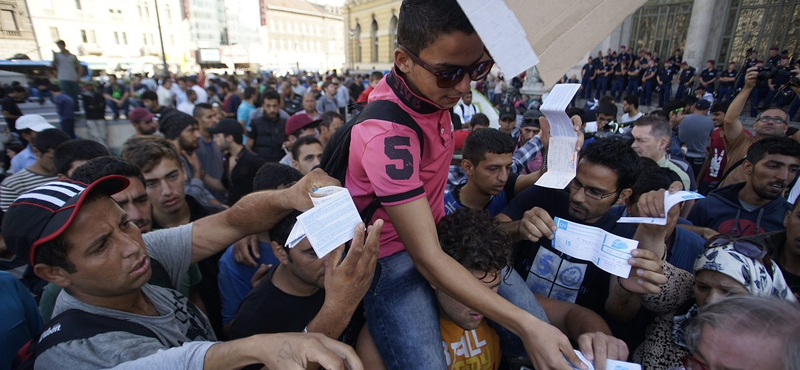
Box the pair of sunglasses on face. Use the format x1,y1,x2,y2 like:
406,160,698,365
399,45,495,89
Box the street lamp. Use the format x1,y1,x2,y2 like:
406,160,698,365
154,0,169,77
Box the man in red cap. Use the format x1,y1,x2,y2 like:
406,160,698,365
767,46,782,66
128,107,158,137
2,171,370,369
278,113,320,167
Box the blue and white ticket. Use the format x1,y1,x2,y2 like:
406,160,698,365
553,217,639,278
617,191,704,225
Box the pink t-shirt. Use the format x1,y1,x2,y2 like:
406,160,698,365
346,67,454,258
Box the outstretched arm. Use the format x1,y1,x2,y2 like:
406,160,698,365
724,66,757,141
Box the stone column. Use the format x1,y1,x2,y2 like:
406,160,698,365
684,0,716,69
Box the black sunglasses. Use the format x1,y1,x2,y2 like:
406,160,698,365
398,44,494,88
705,234,773,273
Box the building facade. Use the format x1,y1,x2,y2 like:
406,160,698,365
260,0,346,73
345,0,399,72
0,0,38,60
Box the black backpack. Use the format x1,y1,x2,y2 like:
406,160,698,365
13,309,168,370
320,100,423,222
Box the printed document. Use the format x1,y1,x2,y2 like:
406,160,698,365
617,191,704,225
536,84,580,189
286,186,363,258
553,217,638,278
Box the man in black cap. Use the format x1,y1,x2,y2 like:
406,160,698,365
2,172,367,369
498,105,518,136
517,109,544,174
158,110,224,209
208,119,266,206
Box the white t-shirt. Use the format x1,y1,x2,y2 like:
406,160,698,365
620,112,644,124
156,85,173,108
191,85,208,104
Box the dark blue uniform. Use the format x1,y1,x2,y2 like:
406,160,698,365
699,67,718,93
658,66,675,107
737,58,757,90
642,66,658,105
626,65,642,98
675,67,696,100
595,62,611,99
581,63,596,99
717,68,737,102
766,65,793,107
610,63,626,101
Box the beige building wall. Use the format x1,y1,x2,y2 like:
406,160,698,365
0,0,39,59
345,0,401,72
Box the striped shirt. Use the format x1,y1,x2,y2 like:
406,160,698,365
1,168,56,212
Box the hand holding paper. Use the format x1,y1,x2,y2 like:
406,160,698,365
617,190,704,225
286,186,365,258
536,84,582,189
553,217,638,278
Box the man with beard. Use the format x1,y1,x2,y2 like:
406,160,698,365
247,89,288,162
158,110,224,209
687,137,800,237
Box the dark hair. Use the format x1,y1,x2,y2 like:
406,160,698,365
436,208,511,277
270,210,302,247
253,163,302,191
53,139,110,175
469,113,490,128
141,90,158,102
321,81,333,90
49,84,62,93
71,156,146,187
397,0,475,55
121,135,182,174
243,86,257,100
320,111,344,128
629,158,679,204
623,95,639,109
745,136,800,165
262,88,280,102
218,81,230,91
12,86,26,94
186,89,197,97
566,108,586,125
462,128,515,166
291,136,322,161
598,95,615,106
662,100,684,118
33,128,70,153
193,103,213,118
597,102,618,118
369,71,384,82
683,95,698,108
710,101,729,113
579,139,639,191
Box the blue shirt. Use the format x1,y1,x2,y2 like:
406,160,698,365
10,145,37,174
53,93,75,119
218,241,279,324
0,271,43,367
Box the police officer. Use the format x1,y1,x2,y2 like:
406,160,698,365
717,62,737,103
675,61,696,100
736,50,758,91
610,58,626,101
750,60,771,117
626,59,642,98
657,59,676,107
642,59,658,106
581,56,596,99
668,49,683,73
595,56,611,99
767,57,794,108
767,46,782,67
699,60,718,93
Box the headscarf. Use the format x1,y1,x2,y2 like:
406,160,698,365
673,243,797,348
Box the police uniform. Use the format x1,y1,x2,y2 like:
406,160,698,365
643,65,658,106
595,61,611,99
581,62,596,99
718,67,737,103
675,65,696,100
610,62,626,101
737,58,758,90
658,65,675,107
699,66,718,93
626,64,642,98
767,63,794,107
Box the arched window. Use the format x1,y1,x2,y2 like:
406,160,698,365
389,15,398,60
355,23,362,63
371,19,378,62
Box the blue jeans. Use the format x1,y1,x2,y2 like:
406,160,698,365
595,77,607,99
364,251,548,369
626,81,639,98
717,86,733,103
106,98,130,118
581,79,592,99
658,84,671,107
643,81,654,106
60,118,75,139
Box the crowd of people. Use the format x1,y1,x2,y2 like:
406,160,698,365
1,1,800,370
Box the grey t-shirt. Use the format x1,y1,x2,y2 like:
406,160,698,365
53,52,79,81
37,224,217,369
678,114,715,158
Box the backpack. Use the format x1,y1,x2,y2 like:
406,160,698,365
320,100,423,222
13,309,168,370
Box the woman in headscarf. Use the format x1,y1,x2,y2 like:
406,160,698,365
633,235,797,370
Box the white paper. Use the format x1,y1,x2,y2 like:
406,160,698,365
553,217,638,278
568,350,641,370
286,186,363,258
617,191,705,225
535,84,581,189
457,0,539,78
